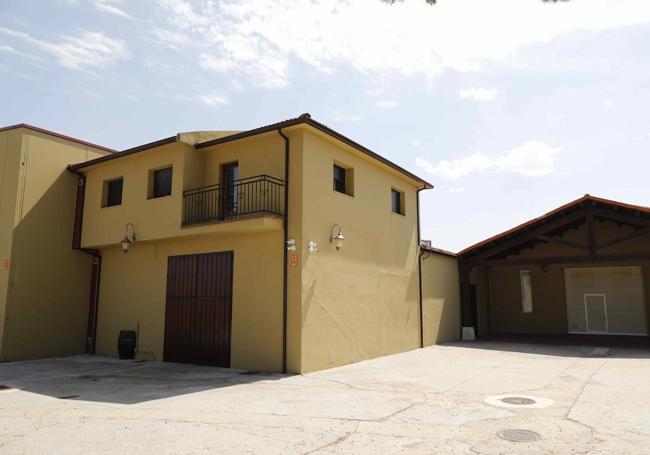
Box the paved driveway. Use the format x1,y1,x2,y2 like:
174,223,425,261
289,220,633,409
0,341,649,454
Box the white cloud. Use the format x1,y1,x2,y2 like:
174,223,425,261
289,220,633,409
376,100,398,109
123,94,141,103
0,43,40,61
459,87,498,101
448,187,466,194
199,49,288,89
332,112,362,123
411,139,420,147
199,94,229,106
416,141,561,180
0,27,129,73
156,0,209,28
152,0,650,89
150,28,189,50
603,99,614,108
93,0,131,19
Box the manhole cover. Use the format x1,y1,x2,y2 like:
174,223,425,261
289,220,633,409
500,396,537,405
485,394,553,409
497,429,542,443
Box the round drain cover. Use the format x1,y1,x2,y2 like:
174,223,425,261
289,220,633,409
497,429,542,443
500,396,536,405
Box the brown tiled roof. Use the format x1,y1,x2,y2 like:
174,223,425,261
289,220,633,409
458,194,650,257
67,113,433,189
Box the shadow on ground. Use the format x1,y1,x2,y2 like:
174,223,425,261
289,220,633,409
447,334,650,359
0,355,289,404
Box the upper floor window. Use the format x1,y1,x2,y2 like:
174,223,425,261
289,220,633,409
103,177,123,208
520,269,533,313
391,189,404,215
150,167,173,198
333,163,354,196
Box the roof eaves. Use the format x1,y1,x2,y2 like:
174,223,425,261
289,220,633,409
196,114,433,189
457,194,650,257
68,135,177,171
421,244,457,258
0,123,115,154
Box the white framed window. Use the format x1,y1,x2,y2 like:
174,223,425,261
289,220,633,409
520,269,533,313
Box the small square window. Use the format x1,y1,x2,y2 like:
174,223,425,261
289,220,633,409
520,270,533,313
103,178,123,207
333,164,346,194
391,189,404,215
333,163,354,196
151,167,172,198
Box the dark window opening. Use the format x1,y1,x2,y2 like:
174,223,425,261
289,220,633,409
220,162,239,217
105,178,123,207
333,164,347,194
153,167,173,198
391,189,403,215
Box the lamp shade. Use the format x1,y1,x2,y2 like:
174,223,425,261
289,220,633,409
120,235,131,254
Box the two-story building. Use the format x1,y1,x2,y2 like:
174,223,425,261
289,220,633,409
0,124,113,361
68,114,460,373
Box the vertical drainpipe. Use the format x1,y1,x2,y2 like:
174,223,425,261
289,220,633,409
278,129,290,374
416,187,425,349
69,167,101,354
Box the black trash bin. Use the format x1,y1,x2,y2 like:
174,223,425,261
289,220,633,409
117,330,137,360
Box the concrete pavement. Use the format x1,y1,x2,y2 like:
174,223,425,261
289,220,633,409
0,340,649,454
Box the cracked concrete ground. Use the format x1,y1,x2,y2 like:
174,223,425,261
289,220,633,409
0,340,649,454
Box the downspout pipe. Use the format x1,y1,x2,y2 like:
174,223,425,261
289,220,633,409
68,167,99,257
416,187,425,348
67,166,102,354
278,129,290,374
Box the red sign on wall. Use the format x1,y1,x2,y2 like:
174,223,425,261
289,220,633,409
2,260,8,270
290,254,298,267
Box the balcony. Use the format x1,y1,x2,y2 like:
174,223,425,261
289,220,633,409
183,175,285,226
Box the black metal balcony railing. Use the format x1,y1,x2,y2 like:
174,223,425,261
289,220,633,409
183,175,285,226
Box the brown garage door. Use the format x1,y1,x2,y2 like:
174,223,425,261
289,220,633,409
164,251,234,366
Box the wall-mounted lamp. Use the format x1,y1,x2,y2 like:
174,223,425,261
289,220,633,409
286,239,297,251
330,224,344,252
120,223,136,254
308,241,319,253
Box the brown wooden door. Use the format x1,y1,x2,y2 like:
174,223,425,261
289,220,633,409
164,251,233,367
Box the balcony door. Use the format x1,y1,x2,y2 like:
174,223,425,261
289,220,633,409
221,162,238,218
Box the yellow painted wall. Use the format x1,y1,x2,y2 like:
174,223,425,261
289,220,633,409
81,133,286,250
0,127,110,360
84,132,289,371
297,129,423,373
82,125,432,374
81,142,190,249
421,252,461,345
95,231,284,371
0,129,23,356
285,129,304,373
202,133,285,187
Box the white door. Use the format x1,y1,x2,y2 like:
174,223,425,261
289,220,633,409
564,266,648,335
584,294,608,333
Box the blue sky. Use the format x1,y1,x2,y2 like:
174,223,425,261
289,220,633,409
1,0,650,251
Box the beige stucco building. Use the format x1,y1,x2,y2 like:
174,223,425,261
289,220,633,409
0,124,113,361
51,113,458,373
